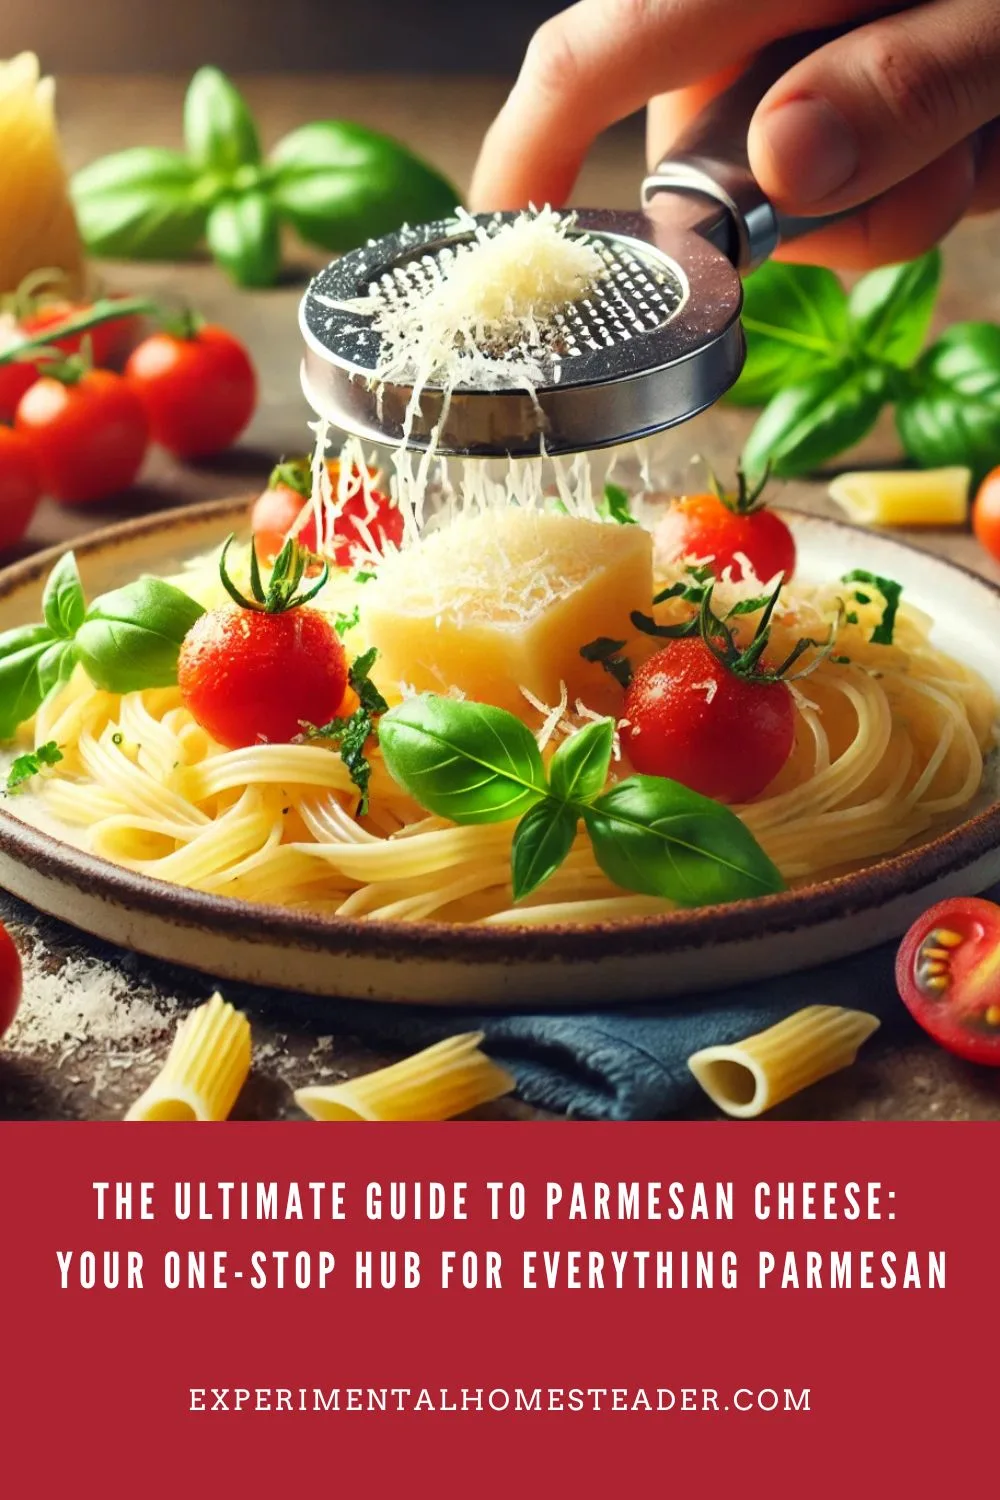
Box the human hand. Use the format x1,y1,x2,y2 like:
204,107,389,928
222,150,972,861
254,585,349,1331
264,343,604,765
470,0,1000,268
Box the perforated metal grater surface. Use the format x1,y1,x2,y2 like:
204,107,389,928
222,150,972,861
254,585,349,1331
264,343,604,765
299,209,746,458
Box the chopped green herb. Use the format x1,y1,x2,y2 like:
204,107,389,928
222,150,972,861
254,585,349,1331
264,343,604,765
601,483,637,526
334,604,360,637
111,731,124,745
841,570,903,646
354,571,376,585
305,647,389,814
6,741,63,792
580,636,633,689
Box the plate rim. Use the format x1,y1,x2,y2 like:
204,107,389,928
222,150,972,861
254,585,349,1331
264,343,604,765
2,497,999,963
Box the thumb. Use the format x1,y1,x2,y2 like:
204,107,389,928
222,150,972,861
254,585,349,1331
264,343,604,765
747,0,1000,212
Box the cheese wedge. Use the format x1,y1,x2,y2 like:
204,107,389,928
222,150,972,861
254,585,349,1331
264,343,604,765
362,509,653,715
0,53,84,296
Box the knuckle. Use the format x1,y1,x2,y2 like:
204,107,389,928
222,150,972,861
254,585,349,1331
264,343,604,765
522,18,582,98
859,29,977,141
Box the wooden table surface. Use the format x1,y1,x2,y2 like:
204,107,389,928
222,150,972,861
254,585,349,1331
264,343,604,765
2,74,1000,1121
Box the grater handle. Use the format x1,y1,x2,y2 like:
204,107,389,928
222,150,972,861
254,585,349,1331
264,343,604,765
642,29,855,270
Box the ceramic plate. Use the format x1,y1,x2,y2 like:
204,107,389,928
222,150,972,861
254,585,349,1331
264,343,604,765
0,500,998,1005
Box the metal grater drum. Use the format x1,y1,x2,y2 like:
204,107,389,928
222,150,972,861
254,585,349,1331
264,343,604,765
299,208,745,457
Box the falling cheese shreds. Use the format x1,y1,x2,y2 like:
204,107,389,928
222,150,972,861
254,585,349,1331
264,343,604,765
125,992,251,1122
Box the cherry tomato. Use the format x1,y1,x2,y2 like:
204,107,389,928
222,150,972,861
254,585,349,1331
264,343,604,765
16,369,149,505
0,921,23,1041
656,492,796,583
972,466,1000,563
178,605,348,748
622,637,795,803
250,458,402,567
896,897,1000,1065
0,359,42,424
125,324,256,458
0,425,42,549
251,471,318,562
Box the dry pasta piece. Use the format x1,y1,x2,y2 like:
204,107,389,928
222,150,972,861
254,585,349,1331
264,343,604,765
828,467,969,527
687,1005,880,1119
295,1032,515,1121
125,992,251,1121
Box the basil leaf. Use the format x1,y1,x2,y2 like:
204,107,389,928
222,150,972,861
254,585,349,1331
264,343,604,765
511,800,579,902
549,719,614,803
184,66,261,173
847,249,940,367
583,775,784,905
71,147,207,260
75,578,204,693
0,623,54,656
268,121,460,252
896,322,1000,486
379,696,547,824
42,552,86,639
206,191,280,288
0,638,53,740
37,640,77,698
728,262,850,407
742,364,887,478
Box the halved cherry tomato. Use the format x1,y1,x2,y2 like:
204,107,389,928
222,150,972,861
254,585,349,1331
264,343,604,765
655,468,795,583
622,636,795,803
896,897,1000,1065
972,466,1000,564
250,457,402,567
0,921,23,1041
16,368,149,505
125,323,256,458
0,425,42,549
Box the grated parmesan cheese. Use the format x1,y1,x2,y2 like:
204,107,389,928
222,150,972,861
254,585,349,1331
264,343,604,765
326,206,606,408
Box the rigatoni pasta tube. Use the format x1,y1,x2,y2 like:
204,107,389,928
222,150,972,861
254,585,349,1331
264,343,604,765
828,468,969,527
687,1006,880,1119
295,1032,515,1121
125,993,251,1121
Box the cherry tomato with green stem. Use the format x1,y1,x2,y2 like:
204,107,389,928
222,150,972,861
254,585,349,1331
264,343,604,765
656,465,795,583
178,536,348,748
125,320,256,459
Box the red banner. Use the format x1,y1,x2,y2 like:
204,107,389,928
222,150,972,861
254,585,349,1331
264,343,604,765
2,1122,993,1495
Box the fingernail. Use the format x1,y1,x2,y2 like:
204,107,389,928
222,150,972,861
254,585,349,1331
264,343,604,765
758,96,859,205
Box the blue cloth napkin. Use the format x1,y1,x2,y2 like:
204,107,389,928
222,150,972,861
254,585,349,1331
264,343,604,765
325,930,913,1119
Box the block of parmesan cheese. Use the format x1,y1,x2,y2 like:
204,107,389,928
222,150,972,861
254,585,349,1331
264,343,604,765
362,509,653,716
0,53,84,296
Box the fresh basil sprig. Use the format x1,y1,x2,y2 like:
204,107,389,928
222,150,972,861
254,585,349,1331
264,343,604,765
379,695,784,906
730,249,1000,484
0,552,204,740
72,67,460,288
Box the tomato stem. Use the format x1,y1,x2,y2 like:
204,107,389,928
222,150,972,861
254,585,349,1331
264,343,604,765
706,460,772,515
0,297,161,367
268,456,312,499
218,532,330,615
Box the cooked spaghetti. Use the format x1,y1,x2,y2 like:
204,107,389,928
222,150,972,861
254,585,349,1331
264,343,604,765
11,478,994,927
